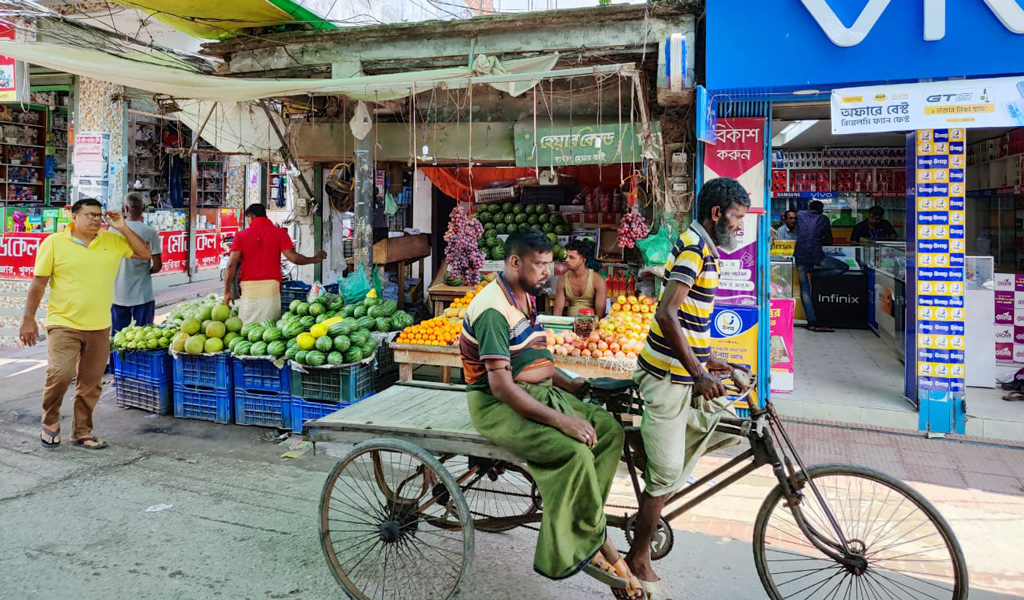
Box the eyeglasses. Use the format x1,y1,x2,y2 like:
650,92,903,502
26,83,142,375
78,212,104,221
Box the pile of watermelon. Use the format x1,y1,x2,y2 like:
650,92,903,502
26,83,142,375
229,292,414,368
475,202,572,260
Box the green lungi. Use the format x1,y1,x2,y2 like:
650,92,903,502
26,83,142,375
467,379,625,579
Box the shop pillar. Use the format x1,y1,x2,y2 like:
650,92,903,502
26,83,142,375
353,127,374,277
905,129,968,435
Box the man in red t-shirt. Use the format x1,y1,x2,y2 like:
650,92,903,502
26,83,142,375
223,204,326,322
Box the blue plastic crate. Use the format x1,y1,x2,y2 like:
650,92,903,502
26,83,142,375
112,350,172,383
290,361,374,404
232,358,290,393
290,396,354,434
173,353,233,389
234,388,291,429
115,375,172,415
173,384,233,424
280,281,312,312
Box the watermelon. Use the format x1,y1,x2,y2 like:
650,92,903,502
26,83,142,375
327,322,348,337
300,315,316,329
361,341,376,358
380,300,397,317
296,302,310,316
353,305,367,319
367,305,381,319
315,335,333,353
309,303,324,317
364,296,380,308
341,305,356,318
241,323,257,338
228,336,242,352
329,297,345,312
247,325,265,342
349,330,369,346
306,351,326,367
234,340,252,356
375,317,390,332
286,337,299,349
295,350,309,365
289,299,302,313
283,322,305,339
250,341,268,356
355,316,375,331
315,314,328,324
263,327,283,342
327,351,344,366
268,340,286,357
332,335,351,352
260,319,275,329
344,347,364,363
313,293,330,305
284,346,299,361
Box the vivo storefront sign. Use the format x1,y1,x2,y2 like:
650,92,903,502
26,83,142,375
707,0,1024,91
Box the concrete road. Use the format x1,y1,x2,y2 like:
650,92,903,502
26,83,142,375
1,341,1022,599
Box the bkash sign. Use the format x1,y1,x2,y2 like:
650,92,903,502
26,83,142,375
707,0,1024,91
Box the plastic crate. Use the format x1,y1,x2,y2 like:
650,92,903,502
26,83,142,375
290,396,352,434
281,281,312,312
173,384,233,424
374,365,400,393
232,358,290,393
173,353,233,389
115,375,172,415
290,361,374,404
234,388,291,429
112,350,172,383
371,332,397,372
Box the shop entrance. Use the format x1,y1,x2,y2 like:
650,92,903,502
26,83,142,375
767,101,1019,429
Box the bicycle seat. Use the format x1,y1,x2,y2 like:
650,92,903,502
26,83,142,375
587,378,638,393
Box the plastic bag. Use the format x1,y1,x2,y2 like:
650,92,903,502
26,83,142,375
339,263,372,304
637,219,679,267
384,192,398,216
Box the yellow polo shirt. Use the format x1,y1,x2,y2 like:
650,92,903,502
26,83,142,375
34,227,135,331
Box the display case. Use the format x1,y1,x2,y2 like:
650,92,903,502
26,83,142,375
770,257,794,299
770,192,906,244
868,241,906,281
965,190,1020,272
865,241,906,361
966,255,994,291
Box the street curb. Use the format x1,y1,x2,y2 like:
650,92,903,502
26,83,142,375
780,415,1024,450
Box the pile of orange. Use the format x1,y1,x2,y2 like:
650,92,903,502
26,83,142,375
396,317,462,346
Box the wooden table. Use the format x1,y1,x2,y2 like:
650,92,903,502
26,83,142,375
426,283,474,317
372,234,430,311
392,342,636,383
307,381,516,461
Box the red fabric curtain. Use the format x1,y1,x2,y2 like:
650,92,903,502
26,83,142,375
420,167,536,202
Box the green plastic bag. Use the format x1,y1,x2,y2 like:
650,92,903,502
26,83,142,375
637,219,679,267
339,263,372,304
384,192,398,216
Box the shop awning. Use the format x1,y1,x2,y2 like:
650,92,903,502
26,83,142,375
175,100,285,161
108,0,334,39
0,41,561,103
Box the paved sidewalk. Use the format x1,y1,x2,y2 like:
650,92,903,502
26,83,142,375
154,279,223,309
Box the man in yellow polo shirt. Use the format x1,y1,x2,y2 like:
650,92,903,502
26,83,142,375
20,198,153,450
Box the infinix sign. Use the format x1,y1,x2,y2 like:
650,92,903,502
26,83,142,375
802,0,1024,47
707,0,1024,91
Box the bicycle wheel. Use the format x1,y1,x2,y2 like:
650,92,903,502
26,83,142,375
319,438,474,600
753,464,968,600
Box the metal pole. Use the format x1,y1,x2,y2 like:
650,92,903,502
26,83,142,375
353,127,374,278
187,152,198,278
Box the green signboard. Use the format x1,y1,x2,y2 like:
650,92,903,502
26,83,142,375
514,120,661,167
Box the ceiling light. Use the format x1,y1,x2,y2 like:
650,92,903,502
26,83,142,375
772,120,819,147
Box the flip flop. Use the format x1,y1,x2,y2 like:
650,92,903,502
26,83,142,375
40,425,60,449
71,436,108,450
585,555,643,600
639,578,672,600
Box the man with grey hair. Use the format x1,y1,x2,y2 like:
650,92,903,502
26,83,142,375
111,192,163,331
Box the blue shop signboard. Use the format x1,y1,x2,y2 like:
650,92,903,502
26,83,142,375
707,0,1024,92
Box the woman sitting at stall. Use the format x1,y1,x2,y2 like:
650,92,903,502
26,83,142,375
553,239,607,319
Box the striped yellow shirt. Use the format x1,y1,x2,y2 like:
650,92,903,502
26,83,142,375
638,223,720,384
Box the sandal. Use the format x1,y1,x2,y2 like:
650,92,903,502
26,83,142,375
40,425,60,449
808,325,835,333
71,436,108,450
585,554,643,600
639,578,673,600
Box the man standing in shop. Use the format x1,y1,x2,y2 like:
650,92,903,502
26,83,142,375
112,192,163,331
21,198,154,450
628,178,751,599
775,210,798,241
223,204,327,323
850,205,898,243
794,200,849,333
146,190,172,212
